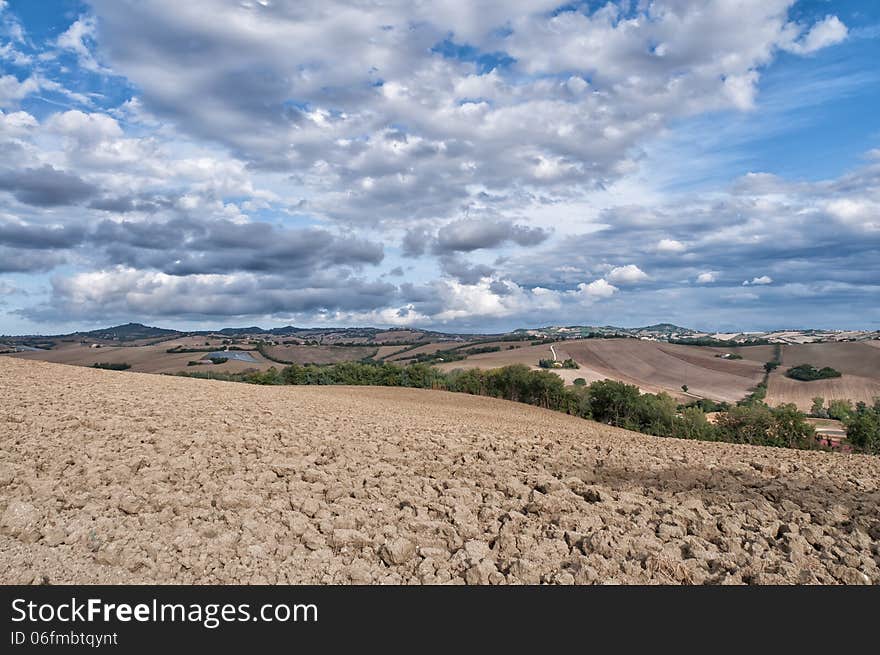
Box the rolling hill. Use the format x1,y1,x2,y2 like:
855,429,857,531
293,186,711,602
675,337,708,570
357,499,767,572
1,357,877,585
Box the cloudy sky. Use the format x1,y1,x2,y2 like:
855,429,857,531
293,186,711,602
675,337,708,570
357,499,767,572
0,0,878,334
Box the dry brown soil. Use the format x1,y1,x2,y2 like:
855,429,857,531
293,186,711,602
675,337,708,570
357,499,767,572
766,342,880,410
7,340,274,375
261,344,377,365
439,339,766,403
1,358,878,585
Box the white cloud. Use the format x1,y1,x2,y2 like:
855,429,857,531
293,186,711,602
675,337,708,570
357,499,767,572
0,74,40,107
656,238,686,253
606,264,649,285
56,16,106,73
785,15,848,55
574,278,618,300
696,271,718,284
79,0,851,229
743,275,773,286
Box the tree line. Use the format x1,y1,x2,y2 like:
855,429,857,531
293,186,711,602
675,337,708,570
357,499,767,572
175,360,880,453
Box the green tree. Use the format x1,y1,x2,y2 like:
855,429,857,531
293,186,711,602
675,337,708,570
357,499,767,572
827,399,854,421
770,403,817,449
845,401,880,454
810,396,826,417
673,407,716,441
715,404,776,445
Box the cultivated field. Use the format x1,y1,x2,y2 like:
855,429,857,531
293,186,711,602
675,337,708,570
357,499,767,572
1,357,877,585
261,344,377,365
384,340,475,362
439,339,767,403
5,340,274,375
766,342,880,410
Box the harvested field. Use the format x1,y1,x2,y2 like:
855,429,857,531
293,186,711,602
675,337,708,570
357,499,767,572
4,342,272,375
385,341,473,361
765,342,880,410
374,345,411,360
261,345,377,365
440,339,766,403
766,374,880,412
1,357,878,585
778,342,880,379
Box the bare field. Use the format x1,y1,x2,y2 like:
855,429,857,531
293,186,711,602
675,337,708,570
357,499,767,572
767,374,880,411
765,342,880,410
779,342,880,379
386,341,474,361
439,339,765,403
1,357,877,585
257,345,377,365
5,342,273,375
374,345,411,360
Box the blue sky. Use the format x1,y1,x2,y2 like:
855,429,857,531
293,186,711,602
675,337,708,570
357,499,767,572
1,1,878,334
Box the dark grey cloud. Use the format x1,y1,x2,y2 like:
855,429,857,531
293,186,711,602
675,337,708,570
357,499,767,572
0,165,97,207
88,193,177,213
24,270,399,322
92,218,383,275
0,246,66,273
433,219,550,254
401,227,429,258
439,254,494,284
0,219,86,249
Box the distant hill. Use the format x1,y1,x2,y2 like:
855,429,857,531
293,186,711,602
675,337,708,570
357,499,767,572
76,323,180,342
3,321,877,346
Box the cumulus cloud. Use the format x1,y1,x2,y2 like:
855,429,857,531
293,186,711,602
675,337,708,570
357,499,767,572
0,165,97,206
401,227,430,258
606,264,649,285
434,219,549,253
76,0,849,229
574,278,617,300
784,15,848,55
743,276,773,286
438,254,495,284
56,16,105,72
656,238,686,253
0,2,871,330
29,267,398,321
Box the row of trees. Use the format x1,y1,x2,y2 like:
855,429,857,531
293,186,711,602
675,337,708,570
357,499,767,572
180,361,849,452
538,358,579,369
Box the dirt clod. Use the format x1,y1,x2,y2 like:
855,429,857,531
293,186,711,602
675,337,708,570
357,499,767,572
1,357,878,584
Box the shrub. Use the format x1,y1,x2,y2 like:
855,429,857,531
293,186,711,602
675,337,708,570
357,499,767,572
91,362,131,371
673,407,717,441
573,378,587,386
827,399,854,421
785,364,842,381
810,396,827,418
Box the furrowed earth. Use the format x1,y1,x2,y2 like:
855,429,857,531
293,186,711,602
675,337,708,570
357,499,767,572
1,358,878,585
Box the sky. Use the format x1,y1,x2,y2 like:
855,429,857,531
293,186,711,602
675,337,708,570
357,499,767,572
0,0,878,335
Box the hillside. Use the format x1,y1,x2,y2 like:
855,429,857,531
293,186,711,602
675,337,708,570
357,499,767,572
1,357,877,585
438,338,768,403
765,342,880,410
76,322,181,342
